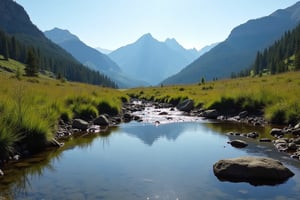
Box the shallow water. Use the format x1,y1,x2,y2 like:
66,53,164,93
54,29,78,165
1,121,300,200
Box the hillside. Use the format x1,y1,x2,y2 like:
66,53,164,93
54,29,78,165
44,28,148,88
109,33,200,85
0,0,116,87
250,23,300,75
162,2,300,85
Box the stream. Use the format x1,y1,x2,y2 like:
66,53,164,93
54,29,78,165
1,105,300,199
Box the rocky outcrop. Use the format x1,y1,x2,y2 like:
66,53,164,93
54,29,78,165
213,156,294,186
176,99,194,112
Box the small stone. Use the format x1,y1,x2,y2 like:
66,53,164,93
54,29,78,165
0,169,4,176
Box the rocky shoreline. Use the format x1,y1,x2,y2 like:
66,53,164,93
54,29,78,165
1,98,299,177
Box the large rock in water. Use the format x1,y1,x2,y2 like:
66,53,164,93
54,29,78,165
176,99,194,112
213,156,294,186
72,119,89,130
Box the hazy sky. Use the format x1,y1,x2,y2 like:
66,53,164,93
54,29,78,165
15,0,300,50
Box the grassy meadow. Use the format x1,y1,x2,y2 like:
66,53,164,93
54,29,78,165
0,56,300,160
127,71,300,125
0,58,128,159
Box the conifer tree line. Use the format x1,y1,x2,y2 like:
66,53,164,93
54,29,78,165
252,23,300,75
0,29,117,88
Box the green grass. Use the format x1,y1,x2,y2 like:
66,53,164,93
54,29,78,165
0,57,128,159
127,71,300,125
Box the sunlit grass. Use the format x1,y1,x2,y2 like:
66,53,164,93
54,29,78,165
0,58,128,158
127,71,300,124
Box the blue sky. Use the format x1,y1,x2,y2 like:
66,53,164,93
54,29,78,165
15,0,300,50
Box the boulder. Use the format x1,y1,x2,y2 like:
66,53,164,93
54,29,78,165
213,156,294,186
72,119,89,130
94,115,110,126
295,123,300,129
176,99,194,112
270,128,284,137
229,140,248,148
201,109,219,119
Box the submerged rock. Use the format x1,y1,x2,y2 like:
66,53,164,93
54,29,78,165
229,140,248,148
213,156,294,186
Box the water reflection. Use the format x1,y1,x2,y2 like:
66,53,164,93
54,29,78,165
121,122,189,145
1,122,300,199
0,127,117,199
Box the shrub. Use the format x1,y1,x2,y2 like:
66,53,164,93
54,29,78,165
97,101,119,116
73,104,99,121
0,126,22,159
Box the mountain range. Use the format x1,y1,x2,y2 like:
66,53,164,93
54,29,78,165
44,28,147,88
108,33,201,85
0,0,116,87
162,1,300,85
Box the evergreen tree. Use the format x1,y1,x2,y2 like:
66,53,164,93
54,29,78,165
295,50,300,70
25,48,39,76
3,38,9,60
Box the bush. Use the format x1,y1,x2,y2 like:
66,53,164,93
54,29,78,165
0,126,22,159
19,111,53,153
97,101,118,116
73,104,99,121
269,109,286,124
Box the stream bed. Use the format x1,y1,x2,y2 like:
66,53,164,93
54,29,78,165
1,106,300,199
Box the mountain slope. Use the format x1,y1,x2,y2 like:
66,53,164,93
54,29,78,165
162,2,300,85
109,33,199,85
0,0,116,87
44,28,147,88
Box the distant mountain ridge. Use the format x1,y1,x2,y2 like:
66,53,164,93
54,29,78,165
0,0,117,87
162,1,300,85
45,28,148,88
109,33,201,85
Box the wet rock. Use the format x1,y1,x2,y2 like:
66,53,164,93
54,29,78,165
0,169,4,176
176,99,194,112
246,132,259,139
201,109,219,119
94,115,110,126
274,139,288,152
259,138,272,142
229,140,248,148
238,111,248,118
270,128,284,137
72,119,89,130
292,128,300,136
295,123,300,129
159,111,168,115
288,142,298,151
293,137,300,145
213,156,294,186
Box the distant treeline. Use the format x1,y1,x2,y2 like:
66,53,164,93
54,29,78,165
232,23,300,78
0,29,117,88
